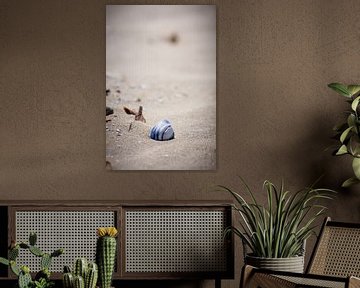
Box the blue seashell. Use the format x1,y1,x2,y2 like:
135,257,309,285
149,119,175,141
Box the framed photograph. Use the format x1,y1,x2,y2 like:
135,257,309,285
106,5,216,170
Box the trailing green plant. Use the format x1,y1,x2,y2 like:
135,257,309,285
62,258,98,288
0,232,63,288
219,178,335,258
328,82,360,187
96,227,118,288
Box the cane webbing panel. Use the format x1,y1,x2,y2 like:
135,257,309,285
15,211,115,272
248,272,297,288
309,226,360,277
125,210,227,273
277,275,345,288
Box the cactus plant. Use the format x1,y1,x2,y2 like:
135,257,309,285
96,227,118,288
85,262,98,288
62,259,98,288
29,232,37,246
63,272,74,288
40,253,52,270
0,232,63,288
74,258,88,279
29,245,44,257
74,275,85,288
19,267,32,288
35,268,50,282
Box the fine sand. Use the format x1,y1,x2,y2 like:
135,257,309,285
106,5,216,170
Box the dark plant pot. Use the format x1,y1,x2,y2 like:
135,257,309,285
245,254,305,273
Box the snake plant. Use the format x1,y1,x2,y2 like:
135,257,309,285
219,178,335,258
328,83,360,187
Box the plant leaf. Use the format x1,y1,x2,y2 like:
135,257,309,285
340,126,353,143
347,114,356,130
336,145,348,155
352,96,360,111
349,135,360,156
352,157,360,179
328,83,351,97
219,179,335,258
347,85,360,97
342,177,360,188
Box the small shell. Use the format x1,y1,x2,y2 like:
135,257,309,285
149,119,175,141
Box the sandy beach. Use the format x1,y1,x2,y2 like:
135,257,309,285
106,5,216,170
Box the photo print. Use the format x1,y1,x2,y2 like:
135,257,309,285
106,5,216,170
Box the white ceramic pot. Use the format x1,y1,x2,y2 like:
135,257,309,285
245,254,305,273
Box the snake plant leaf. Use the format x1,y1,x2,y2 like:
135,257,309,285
351,96,360,111
328,83,351,97
340,126,353,143
347,85,360,97
336,144,348,155
342,177,360,188
221,179,335,258
352,157,360,179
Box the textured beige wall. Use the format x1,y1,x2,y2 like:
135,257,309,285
1,0,360,287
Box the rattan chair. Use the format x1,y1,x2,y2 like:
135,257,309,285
241,217,360,288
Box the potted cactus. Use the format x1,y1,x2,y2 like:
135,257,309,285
0,232,64,288
62,258,98,288
96,227,118,288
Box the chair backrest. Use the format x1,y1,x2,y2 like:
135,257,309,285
307,217,360,277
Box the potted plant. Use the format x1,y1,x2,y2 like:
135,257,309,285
219,178,334,273
328,82,360,187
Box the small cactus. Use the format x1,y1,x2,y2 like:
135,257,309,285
9,246,19,260
0,232,63,288
96,227,118,288
63,259,98,288
29,245,44,257
74,275,85,288
51,248,64,258
74,258,88,279
29,232,37,246
35,268,50,281
63,273,74,288
41,253,52,270
10,260,20,276
19,243,30,249
85,263,98,288
18,269,32,288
